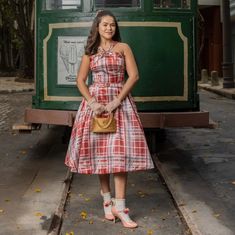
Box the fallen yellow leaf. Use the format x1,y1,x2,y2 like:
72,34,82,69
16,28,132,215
85,198,90,202
20,150,27,155
147,229,154,235
35,212,43,217
214,213,220,218
35,188,41,193
89,220,93,224
80,211,87,219
65,232,74,235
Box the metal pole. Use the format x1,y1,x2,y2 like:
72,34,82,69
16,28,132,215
221,0,235,88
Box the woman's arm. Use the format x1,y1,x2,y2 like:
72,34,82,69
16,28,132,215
77,54,105,114
105,43,139,113
76,55,93,102
117,43,139,102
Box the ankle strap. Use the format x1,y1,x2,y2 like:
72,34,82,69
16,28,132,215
103,200,112,207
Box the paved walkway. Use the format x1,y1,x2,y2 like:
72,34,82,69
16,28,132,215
0,77,34,93
198,79,235,100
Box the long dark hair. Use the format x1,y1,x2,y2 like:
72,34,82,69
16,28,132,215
85,10,121,56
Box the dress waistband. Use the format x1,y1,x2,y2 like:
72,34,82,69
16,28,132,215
91,82,124,87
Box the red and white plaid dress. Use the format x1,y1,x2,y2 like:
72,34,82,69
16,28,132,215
65,42,154,174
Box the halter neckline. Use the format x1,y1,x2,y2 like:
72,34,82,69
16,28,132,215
98,41,117,53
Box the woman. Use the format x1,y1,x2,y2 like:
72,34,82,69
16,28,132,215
65,10,154,228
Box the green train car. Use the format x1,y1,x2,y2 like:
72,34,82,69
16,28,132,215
24,0,209,128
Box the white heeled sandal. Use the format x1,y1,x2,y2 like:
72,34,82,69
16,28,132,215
111,198,138,228
100,190,115,221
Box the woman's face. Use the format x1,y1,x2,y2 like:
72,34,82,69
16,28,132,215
98,15,116,40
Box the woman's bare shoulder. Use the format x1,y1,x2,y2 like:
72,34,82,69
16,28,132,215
116,42,131,49
82,54,90,60
114,42,132,56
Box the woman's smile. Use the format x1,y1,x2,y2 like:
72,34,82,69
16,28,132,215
98,15,116,40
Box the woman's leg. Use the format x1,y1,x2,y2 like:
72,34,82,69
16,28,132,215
112,172,137,228
98,174,111,193
113,172,127,199
99,174,115,220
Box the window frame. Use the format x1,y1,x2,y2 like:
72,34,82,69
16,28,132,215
153,0,192,11
94,0,141,9
93,0,143,12
41,0,83,12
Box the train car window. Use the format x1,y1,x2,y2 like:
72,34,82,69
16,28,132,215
153,0,190,9
43,0,81,10
95,0,140,8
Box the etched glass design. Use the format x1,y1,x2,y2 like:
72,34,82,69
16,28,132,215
95,0,140,8
153,0,190,9
43,0,81,10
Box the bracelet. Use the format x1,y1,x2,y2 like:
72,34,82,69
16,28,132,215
87,97,96,106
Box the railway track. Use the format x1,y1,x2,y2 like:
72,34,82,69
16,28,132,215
47,154,193,235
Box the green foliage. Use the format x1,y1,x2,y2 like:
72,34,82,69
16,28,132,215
0,0,35,77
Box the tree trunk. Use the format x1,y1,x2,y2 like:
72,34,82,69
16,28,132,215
23,39,34,78
7,0,35,78
3,27,10,69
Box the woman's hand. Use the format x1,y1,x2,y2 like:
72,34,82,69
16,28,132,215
87,97,105,115
105,97,121,113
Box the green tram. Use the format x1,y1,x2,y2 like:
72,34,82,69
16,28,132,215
25,0,210,129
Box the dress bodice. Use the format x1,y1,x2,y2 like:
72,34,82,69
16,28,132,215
90,43,125,84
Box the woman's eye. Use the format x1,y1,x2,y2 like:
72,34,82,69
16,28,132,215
102,23,115,27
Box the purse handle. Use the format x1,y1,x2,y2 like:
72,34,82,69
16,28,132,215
95,113,114,129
